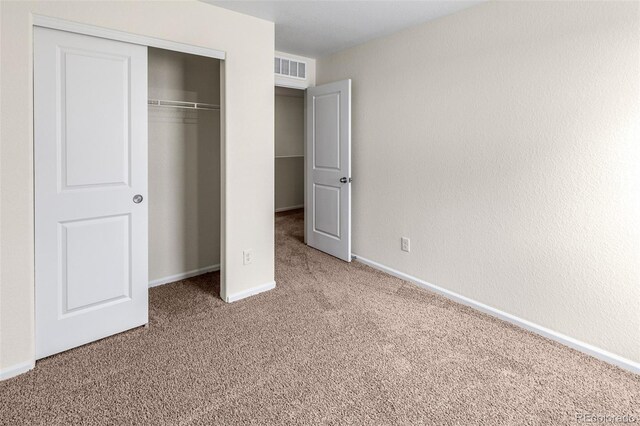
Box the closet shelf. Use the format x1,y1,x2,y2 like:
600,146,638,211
275,154,304,159
148,99,220,111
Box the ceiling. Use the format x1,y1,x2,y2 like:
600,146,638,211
203,1,483,58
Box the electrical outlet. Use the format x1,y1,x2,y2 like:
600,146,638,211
243,249,254,265
401,237,410,252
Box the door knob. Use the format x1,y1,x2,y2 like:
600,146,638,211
133,194,144,204
340,177,352,183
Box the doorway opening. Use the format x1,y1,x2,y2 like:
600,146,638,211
275,86,305,225
274,80,352,261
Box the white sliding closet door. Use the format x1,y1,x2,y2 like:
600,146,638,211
34,27,148,359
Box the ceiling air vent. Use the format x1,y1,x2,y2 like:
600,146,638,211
275,56,306,80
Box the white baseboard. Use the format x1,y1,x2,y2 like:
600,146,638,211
353,254,640,375
275,204,304,213
225,281,276,303
0,360,34,381
149,264,220,288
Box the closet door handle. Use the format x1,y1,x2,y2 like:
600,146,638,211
340,177,348,183
133,194,144,204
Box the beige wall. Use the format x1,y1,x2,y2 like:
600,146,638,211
0,1,274,373
275,92,304,157
148,48,220,281
275,89,304,211
317,1,640,363
275,158,304,211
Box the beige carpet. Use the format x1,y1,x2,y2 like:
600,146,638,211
1,210,638,425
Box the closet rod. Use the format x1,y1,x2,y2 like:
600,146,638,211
148,99,220,111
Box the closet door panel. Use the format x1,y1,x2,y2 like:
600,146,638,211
62,48,130,188
35,27,148,359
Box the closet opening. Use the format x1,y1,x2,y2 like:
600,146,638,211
275,86,305,230
148,47,222,296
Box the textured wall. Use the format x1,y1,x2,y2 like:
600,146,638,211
148,48,221,281
0,0,274,372
317,1,640,362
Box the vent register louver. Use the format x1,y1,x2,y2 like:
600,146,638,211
275,57,306,80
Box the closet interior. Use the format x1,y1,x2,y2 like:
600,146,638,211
148,47,221,287
275,86,305,213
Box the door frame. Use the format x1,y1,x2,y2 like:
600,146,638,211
33,16,226,60
32,15,228,355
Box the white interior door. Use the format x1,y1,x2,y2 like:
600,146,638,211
305,80,351,262
34,27,148,359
